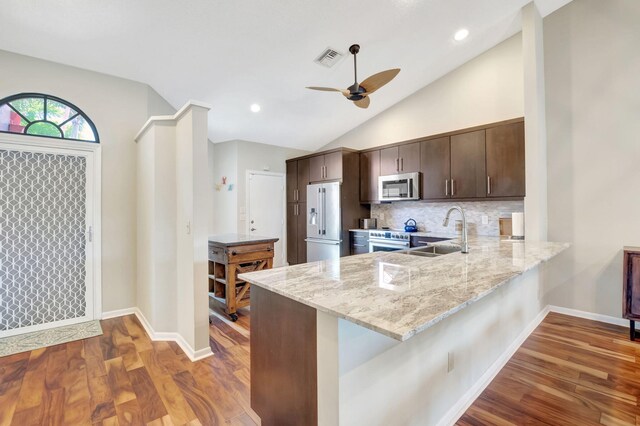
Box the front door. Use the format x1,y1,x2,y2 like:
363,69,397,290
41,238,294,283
0,141,96,337
247,171,285,267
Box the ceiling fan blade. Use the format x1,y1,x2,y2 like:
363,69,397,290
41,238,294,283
354,96,370,109
306,86,350,97
359,68,401,94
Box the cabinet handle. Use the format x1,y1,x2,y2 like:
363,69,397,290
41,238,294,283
487,176,492,195
322,165,326,179
451,179,455,196
396,158,399,172
295,204,299,216
353,244,366,247
400,158,404,171
445,179,449,196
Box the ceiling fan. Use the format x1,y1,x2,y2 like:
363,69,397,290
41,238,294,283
306,44,400,109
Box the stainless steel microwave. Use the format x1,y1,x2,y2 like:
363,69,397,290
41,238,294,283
378,172,421,202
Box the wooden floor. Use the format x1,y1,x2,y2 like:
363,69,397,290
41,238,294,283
0,308,254,426
458,312,640,426
3,310,640,425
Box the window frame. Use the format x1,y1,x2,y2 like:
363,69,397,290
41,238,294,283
0,92,100,143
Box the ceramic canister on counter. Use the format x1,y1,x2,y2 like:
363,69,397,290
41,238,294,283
512,212,524,240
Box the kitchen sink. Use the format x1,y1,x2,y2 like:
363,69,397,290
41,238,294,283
399,244,462,257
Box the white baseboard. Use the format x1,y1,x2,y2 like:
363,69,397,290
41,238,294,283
437,305,551,426
439,304,636,426
100,307,213,362
548,305,637,329
102,307,137,319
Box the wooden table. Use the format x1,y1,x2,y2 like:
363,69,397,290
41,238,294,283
208,234,279,321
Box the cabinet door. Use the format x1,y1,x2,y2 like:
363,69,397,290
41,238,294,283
398,142,420,173
486,122,525,197
286,203,298,265
360,150,380,202
450,130,486,199
309,155,325,182
420,137,450,199
324,152,343,181
380,146,399,176
297,158,310,202
286,161,298,202
296,203,307,263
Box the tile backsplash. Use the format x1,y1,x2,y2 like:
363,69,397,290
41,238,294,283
371,200,524,237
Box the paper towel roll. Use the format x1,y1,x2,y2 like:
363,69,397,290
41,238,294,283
512,212,524,240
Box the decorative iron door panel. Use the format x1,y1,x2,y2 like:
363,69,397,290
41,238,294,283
0,147,93,336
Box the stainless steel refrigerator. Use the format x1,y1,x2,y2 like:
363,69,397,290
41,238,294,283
306,182,341,262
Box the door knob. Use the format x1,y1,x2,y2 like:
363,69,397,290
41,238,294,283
251,228,257,231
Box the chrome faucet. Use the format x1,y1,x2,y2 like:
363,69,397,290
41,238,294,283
443,206,469,253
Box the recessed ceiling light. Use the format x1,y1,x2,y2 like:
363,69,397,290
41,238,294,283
250,103,261,113
454,28,469,41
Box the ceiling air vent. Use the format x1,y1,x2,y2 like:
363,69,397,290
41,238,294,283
314,47,344,68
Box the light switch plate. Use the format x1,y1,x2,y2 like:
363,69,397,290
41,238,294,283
481,215,489,225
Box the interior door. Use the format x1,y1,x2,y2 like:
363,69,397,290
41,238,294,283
0,143,95,337
248,172,285,267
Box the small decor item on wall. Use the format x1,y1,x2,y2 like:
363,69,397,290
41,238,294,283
215,176,234,192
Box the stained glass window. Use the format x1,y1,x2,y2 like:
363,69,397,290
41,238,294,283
0,93,99,143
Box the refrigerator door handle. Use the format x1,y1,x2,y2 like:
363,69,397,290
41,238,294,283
322,187,327,235
317,187,322,235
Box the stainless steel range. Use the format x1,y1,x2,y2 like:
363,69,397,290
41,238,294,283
368,230,411,252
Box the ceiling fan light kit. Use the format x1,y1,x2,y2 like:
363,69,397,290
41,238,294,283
306,43,400,109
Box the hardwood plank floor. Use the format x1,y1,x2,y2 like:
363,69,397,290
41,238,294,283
3,309,637,425
458,312,640,426
0,307,254,426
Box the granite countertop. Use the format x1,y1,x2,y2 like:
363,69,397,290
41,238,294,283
209,233,279,247
239,236,569,341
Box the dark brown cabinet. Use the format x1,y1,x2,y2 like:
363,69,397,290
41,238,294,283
623,247,640,340
287,158,310,203
286,202,307,265
420,136,451,200
309,151,343,182
486,122,525,198
350,231,369,255
360,150,380,202
450,130,486,199
380,142,420,175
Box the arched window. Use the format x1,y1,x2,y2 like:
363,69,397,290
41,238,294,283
0,93,99,143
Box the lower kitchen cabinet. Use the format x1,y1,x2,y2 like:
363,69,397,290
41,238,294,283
287,202,307,265
350,231,369,255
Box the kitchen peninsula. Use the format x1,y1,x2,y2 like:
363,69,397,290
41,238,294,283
239,236,568,425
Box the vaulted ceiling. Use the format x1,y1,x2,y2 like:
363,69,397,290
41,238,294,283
0,0,571,150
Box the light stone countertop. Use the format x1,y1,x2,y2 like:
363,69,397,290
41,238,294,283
238,237,569,341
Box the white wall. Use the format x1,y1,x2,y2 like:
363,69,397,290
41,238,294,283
212,140,308,234
0,49,176,313
544,0,640,317
319,34,524,151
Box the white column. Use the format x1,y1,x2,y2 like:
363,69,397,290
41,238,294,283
522,2,548,241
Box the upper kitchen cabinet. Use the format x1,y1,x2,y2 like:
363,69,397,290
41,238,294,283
485,121,525,198
286,158,310,203
310,150,343,182
420,136,450,200
360,150,380,202
450,130,487,199
380,142,420,175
